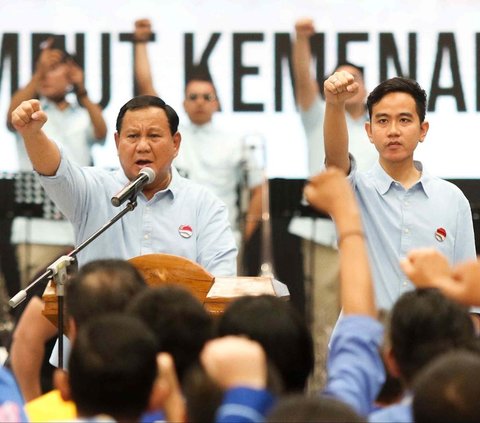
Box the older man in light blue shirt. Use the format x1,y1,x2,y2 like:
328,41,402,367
12,94,237,276
40,156,236,275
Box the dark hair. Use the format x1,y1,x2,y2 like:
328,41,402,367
68,313,158,420
185,65,220,109
413,349,480,423
183,364,224,423
216,295,314,392
65,259,146,328
127,285,213,385
185,66,215,91
115,95,179,135
367,77,427,122
390,288,476,384
266,394,365,423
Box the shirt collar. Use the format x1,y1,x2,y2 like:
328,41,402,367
372,160,429,197
41,96,77,111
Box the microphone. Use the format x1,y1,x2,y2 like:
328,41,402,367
111,167,156,207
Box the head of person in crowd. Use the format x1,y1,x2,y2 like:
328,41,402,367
183,67,219,125
37,53,70,102
114,95,181,197
266,394,365,423
413,349,480,423
32,39,72,103
216,294,314,392
55,313,159,422
364,76,429,166
385,288,477,387
65,258,147,339
127,285,214,385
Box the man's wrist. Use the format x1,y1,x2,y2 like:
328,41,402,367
74,85,88,99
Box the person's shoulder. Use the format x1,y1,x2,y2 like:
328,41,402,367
427,174,468,198
369,401,412,423
178,175,227,206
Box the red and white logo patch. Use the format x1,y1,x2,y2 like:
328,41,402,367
178,224,193,239
435,227,446,242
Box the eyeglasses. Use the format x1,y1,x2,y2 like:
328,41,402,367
186,93,217,102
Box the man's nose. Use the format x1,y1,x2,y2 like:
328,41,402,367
136,136,152,151
388,121,400,135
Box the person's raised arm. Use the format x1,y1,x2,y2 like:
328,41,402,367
134,19,158,96
10,297,58,402
6,41,62,131
67,59,107,141
304,167,375,317
305,169,382,417
11,99,61,176
292,18,319,111
323,71,359,174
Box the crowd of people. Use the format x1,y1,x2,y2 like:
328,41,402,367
0,16,480,423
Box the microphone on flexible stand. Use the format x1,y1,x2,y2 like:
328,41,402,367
111,167,156,207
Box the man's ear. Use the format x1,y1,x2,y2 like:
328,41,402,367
365,121,374,144
173,132,181,158
67,317,77,343
419,121,429,143
114,131,120,149
384,346,402,379
147,377,169,411
54,369,72,402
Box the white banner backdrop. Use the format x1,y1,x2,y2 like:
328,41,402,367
0,0,479,178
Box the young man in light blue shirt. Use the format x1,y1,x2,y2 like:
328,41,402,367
323,72,475,310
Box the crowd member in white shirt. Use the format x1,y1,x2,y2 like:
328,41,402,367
133,19,263,251
6,38,107,285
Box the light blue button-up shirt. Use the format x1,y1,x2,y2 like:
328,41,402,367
350,157,476,310
39,154,237,276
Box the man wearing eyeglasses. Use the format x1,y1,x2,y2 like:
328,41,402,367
133,19,263,251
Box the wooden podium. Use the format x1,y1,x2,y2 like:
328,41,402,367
42,253,278,325
129,254,277,315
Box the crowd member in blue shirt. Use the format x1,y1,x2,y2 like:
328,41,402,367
304,169,384,417
323,72,476,311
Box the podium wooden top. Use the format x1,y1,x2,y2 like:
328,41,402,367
42,254,279,326
128,253,215,304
